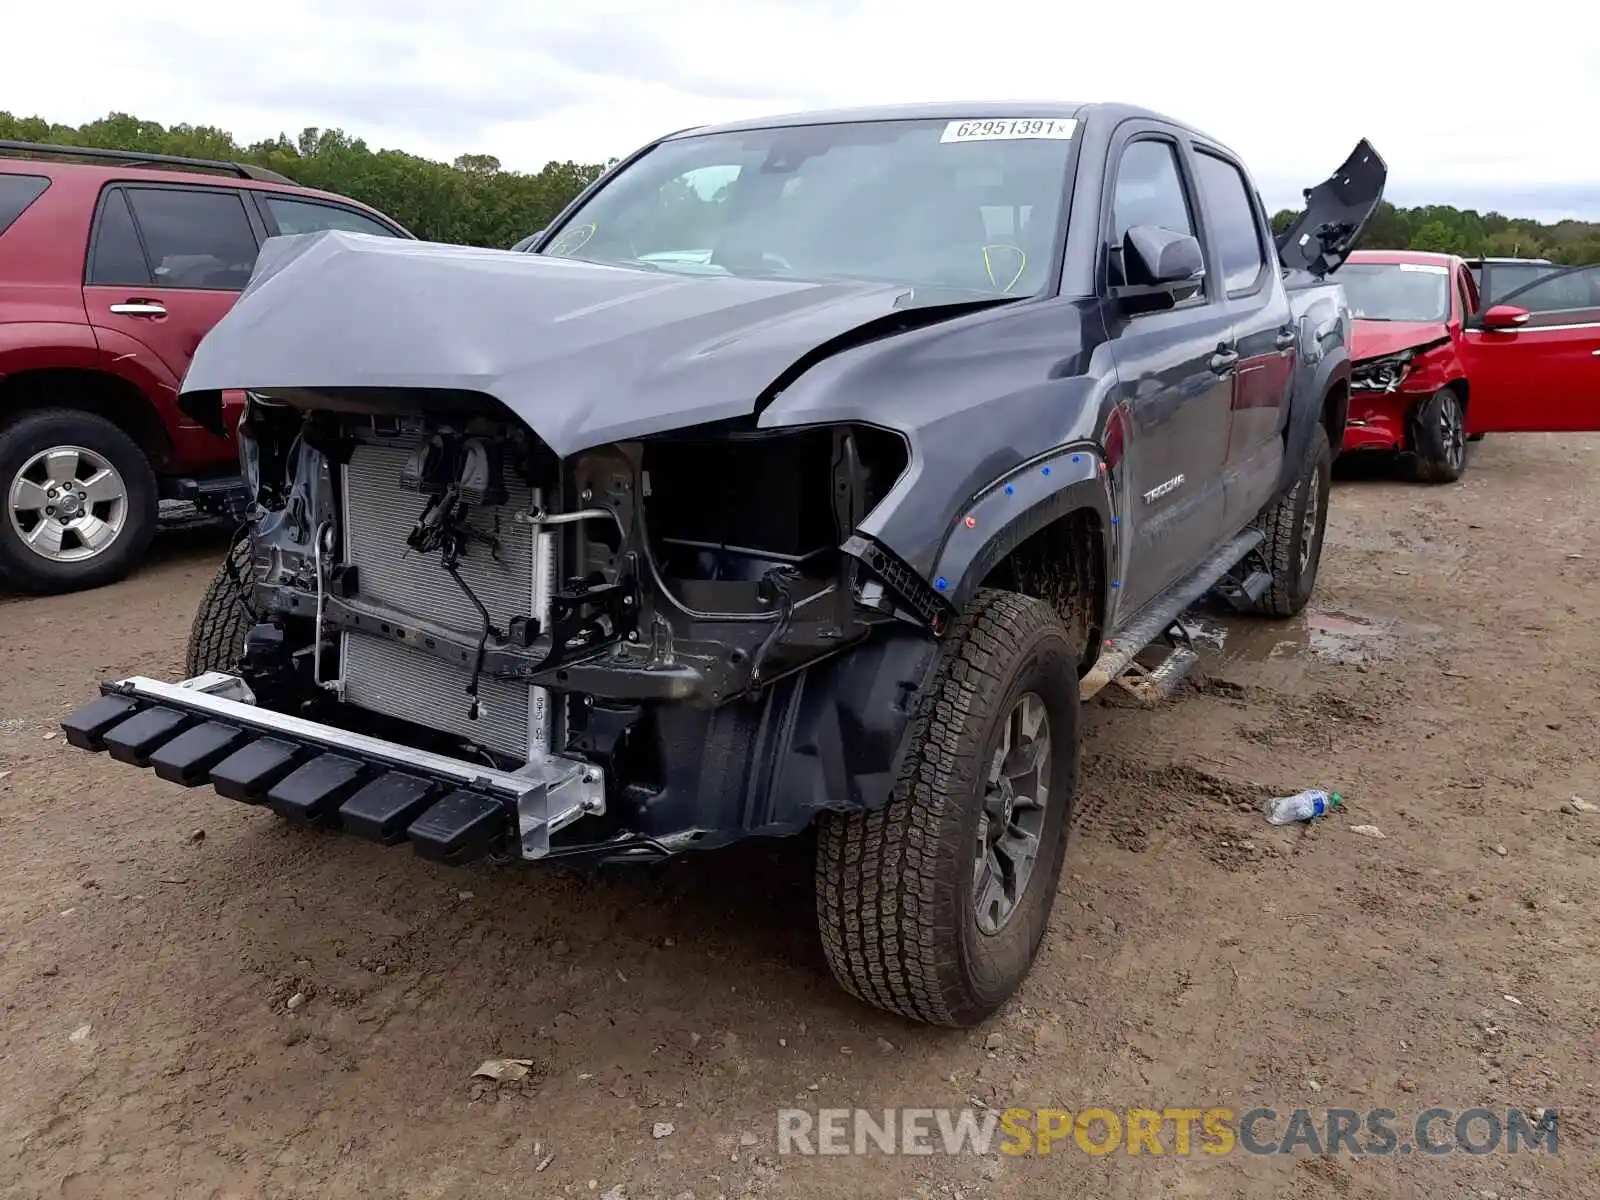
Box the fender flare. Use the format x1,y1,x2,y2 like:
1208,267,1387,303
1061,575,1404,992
1282,344,1350,489
928,441,1114,610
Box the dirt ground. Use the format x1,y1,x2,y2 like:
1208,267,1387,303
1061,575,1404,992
2,435,1596,1200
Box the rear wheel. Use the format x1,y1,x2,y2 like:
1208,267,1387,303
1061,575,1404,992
0,409,157,594
1411,387,1468,483
815,589,1078,1027
186,537,254,676
1248,422,1332,618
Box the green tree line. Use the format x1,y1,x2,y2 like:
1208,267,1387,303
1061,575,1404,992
0,111,607,247
5,110,1598,262
1271,201,1600,265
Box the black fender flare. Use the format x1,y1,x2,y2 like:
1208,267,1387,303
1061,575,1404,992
1281,344,1350,491
927,441,1114,611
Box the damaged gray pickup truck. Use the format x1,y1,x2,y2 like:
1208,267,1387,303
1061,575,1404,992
62,103,1384,1027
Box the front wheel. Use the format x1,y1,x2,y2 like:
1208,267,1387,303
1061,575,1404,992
186,537,254,676
1411,387,1468,483
815,590,1079,1027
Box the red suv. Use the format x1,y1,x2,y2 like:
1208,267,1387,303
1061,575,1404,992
0,141,412,592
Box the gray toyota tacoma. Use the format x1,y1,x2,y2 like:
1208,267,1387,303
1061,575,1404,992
62,103,1384,1027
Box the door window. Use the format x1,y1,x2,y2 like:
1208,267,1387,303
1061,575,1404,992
87,189,153,286
1109,140,1198,289
124,187,260,290
1111,141,1195,241
262,195,400,238
1193,152,1267,294
0,174,50,238
1492,266,1600,316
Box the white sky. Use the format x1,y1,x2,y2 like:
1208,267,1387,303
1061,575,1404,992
7,0,1598,220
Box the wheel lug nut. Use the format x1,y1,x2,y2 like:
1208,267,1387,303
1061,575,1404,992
46,506,55,515
47,488,57,498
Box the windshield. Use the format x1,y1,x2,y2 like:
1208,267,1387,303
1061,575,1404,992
1338,262,1450,322
537,118,1077,298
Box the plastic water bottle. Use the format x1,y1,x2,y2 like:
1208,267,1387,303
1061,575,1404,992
1261,789,1343,825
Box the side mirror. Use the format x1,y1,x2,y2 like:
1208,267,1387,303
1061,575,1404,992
1481,304,1530,330
1116,225,1204,311
510,230,545,252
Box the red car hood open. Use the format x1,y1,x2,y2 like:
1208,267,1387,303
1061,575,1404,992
1350,318,1450,361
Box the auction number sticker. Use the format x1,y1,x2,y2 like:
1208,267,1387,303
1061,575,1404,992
940,118,1078,143
1398,262,1448,274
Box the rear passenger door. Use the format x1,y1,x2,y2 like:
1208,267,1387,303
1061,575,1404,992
1189,146,1293,530
82,184,265,396
1102,127,1235,615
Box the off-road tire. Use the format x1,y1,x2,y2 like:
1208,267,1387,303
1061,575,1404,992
1411,386,1468,483
815,589,1078,1027
1249,421,1332,618
185,537,254,677
0,408,158,594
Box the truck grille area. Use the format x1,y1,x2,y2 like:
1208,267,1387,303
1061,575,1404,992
340,436,548,760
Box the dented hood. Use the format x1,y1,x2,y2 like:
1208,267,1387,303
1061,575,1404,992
181,231,987,456
1350,319,1450,361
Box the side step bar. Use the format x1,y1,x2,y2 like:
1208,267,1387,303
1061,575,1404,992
61,674,605,862
1080,527,1264,701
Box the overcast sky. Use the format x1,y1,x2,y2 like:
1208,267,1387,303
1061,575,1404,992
9,0,1598,220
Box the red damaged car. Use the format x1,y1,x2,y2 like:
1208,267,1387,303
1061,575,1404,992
1340,249,1600,482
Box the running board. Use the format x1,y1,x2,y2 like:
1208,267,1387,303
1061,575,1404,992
1080,528,1264,701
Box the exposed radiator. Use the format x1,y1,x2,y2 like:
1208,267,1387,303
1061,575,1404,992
339,435,551,761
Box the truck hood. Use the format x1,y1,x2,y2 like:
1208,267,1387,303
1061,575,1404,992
1350,319,1450,361
180,231,1002,456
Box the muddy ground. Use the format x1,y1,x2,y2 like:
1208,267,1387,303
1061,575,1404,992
2,435,1596,1200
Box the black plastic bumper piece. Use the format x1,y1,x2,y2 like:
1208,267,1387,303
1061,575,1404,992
267,753,370,823
210,737,307,804
407,790,509,864
103,707,200,766
58,685,546,866
338,773,443,845
149,721,251,786
61,695,144,751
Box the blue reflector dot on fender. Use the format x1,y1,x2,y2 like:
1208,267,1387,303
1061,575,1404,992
935,576,948,591
1111,516,1120,525
1004,484,1015,495
1111,580,1121,589
1072,454,1082,464
1042,466,1051,476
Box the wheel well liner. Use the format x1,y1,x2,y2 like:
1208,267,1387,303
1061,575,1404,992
979,508,1106,668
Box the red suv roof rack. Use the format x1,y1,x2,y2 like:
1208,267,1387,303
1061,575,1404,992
0,139,296,185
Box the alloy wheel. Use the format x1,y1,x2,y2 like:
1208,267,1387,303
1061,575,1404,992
973,692,1052,935
7,444,130,563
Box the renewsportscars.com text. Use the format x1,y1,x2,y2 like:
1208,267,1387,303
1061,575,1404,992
777,1106,1558,1157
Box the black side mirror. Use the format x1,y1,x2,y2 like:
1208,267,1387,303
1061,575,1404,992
1126,225,1203,287
1113,225,1204,313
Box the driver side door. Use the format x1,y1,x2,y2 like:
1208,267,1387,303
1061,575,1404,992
1101,130,1235,616
1462,265,1600,432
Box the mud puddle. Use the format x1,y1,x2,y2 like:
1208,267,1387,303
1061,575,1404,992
1184,603,1437,667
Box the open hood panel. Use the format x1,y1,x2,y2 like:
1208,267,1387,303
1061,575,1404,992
1276,139,1388,278
180,232,985,456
